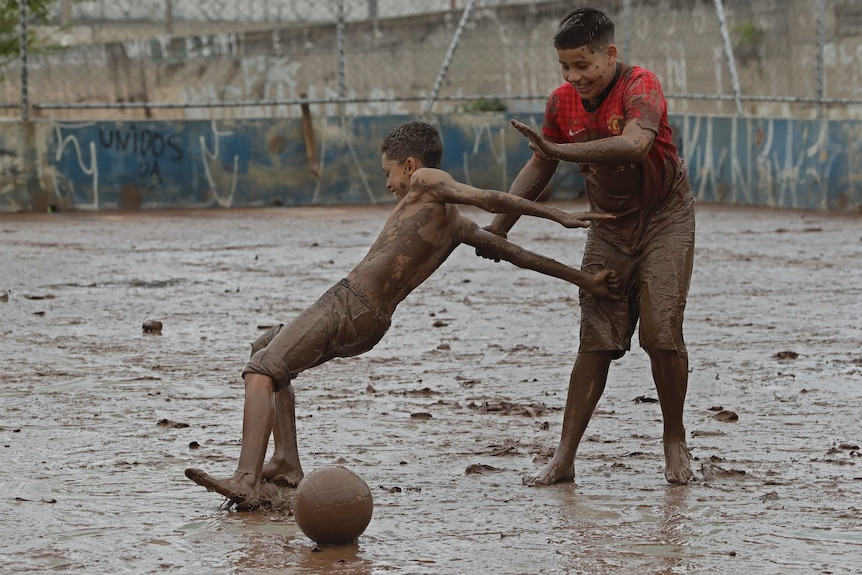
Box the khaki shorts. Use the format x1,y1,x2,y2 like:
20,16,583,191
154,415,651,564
243,279,391,391
578,211,695,358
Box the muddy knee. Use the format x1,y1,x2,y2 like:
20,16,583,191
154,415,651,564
250,323,285,357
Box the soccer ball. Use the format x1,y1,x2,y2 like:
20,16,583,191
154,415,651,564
293,465,374,545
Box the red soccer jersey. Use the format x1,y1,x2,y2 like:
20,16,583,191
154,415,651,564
542,63,693,251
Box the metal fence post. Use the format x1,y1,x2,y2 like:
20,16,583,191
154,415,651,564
60,0,72,26
19,0,29,121
336,0,346,116
19,0,43,210
816,0,825,118
423,0,477,114
621,0,632,62
713,0,745,116
166,0,174,35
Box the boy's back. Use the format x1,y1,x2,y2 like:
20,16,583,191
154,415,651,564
347,187,462,318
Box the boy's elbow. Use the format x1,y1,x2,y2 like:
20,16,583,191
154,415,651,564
634,143,652,162
631,133,655,162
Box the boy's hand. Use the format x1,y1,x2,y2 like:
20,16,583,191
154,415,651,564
511,119,557,160
558,210,618,228
475,226,506,262
586,269,623,300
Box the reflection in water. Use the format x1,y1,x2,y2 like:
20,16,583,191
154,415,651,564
654,486,692,567
661,486,691,541
534,483,696,574
221,511,375,574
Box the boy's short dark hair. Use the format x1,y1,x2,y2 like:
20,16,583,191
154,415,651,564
554,7,615,52
381,121,443,169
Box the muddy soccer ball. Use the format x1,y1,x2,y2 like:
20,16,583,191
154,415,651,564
293,465,374,545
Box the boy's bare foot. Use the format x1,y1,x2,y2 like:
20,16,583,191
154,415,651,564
261,462,304,488
185,468,279,510
522,457,575,487
663,439,693,484
263,470,304,488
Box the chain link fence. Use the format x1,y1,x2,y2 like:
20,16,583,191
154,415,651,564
2,0,862,120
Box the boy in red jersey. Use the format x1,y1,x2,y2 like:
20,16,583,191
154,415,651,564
481,7,696,486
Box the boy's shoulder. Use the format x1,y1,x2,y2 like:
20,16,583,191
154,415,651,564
413,166,448,179
405,168,451,203
620,63,661,86
409,167,452,192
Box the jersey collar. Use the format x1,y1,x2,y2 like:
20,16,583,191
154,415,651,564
582,62,622,113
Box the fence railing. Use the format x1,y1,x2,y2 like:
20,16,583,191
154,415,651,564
2,0,862,120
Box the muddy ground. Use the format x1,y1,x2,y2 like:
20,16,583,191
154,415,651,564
1,201,860,575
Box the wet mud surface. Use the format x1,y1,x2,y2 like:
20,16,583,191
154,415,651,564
1,202,861,574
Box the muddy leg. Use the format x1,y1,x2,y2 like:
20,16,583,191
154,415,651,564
647,348,692,485
185,373,276,506
523,351,613,486
261,382,304,487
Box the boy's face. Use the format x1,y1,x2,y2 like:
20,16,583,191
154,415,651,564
381,153,419,202
557,43,617,103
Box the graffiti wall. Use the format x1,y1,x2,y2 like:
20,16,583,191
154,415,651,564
43,117,387,210
675,115,862,210
1,114,860,213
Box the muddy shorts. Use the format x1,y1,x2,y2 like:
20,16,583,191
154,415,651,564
243,278,391,391
578,212,695,358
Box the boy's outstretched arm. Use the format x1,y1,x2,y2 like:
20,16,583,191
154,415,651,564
411,168,617,229
511,118,655,164
459,217,621,299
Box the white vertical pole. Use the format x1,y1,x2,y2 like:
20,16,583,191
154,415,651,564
713,0,745,116
424,0,477,114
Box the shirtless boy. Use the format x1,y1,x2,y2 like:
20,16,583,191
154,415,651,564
185,121,624,509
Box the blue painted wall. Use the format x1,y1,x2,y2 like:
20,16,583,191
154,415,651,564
1,114,860,212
